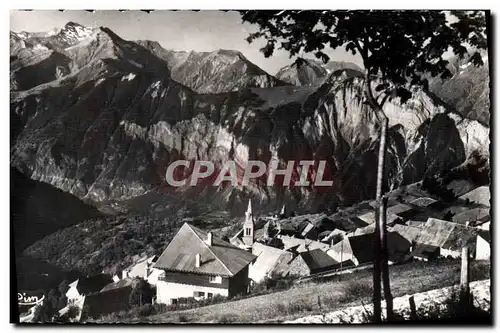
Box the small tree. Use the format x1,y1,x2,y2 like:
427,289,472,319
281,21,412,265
239,10,488,322
129,279,154,307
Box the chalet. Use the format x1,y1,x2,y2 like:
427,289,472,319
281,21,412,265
248,242,291,283
411,218,479,260
269,249,339,277
79,278,137,321
300,249,341,274
153,223,256,305
65,274,112,303
326,232,411,266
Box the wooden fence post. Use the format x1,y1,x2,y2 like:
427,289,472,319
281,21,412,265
409,295,417,321
460,246,470,314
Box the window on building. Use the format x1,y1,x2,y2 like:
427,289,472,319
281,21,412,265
193,291,205,298
245,227,251,236
171,298,178,305
209,275,222,284
207,293,213,299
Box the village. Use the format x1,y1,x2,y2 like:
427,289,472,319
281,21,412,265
19,183,491,323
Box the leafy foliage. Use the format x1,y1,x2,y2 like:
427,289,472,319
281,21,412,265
24,215,181,275
129,279,155,307
240,10,488,107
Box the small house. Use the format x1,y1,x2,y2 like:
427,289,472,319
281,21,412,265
411,218,479,260
248,242,291,283
299,249,340,274
153,223,256,305
65,274,112,303
80,278,137,321
326,232,411,266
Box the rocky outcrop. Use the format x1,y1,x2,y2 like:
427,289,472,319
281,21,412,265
275,58,362,86
424,53,489,125
10,23,490,215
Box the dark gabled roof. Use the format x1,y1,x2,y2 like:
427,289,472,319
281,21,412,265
347,232,411,264
477,230,491,243
154,223,256,277
74,274,112,295
300,249,339,271
348,233,376,264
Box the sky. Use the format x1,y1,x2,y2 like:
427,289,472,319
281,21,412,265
9,10,363,74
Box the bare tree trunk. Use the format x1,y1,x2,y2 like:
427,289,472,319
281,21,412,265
365,75,391,323
380,195,394,321
372,113,388,322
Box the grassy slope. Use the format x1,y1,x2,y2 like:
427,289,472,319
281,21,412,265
138,259,489,323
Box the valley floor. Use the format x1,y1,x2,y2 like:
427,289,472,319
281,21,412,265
98,259,490,324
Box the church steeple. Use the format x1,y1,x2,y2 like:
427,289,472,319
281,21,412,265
243,199,255,246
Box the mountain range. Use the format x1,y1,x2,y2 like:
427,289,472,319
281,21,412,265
10,22,490,224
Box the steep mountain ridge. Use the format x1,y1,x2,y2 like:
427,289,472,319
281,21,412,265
135,39,288,94
10,24,490,215
275,58,363,86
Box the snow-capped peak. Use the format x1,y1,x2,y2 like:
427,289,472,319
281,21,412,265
60,22,95,42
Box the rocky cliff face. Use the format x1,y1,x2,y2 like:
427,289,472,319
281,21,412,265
428,53,490,125
10,23,490,214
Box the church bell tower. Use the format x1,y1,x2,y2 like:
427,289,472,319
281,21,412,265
242,200,255,246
